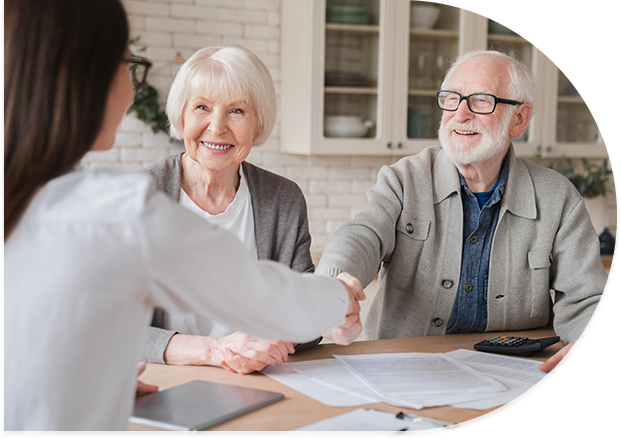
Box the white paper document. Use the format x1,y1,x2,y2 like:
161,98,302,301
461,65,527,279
333,352,507,408
444,349,546,409
262,349,547,413
295,408,448,431
261,360,380,407
293,358,383,402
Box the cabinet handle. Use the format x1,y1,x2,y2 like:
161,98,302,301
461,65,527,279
536,145,542,153
387,142,392,149
397,142,403,149
546,146,553,153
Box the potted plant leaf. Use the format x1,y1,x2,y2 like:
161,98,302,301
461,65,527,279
549,158,615,254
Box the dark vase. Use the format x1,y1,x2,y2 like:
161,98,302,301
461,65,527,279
599,228,615,255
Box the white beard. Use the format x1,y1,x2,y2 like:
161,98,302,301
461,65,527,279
438,112,513,166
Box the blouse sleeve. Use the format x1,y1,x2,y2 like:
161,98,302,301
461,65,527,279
138,187,348,343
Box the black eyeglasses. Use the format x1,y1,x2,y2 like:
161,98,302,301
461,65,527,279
124,55,152,91
436,90,523,115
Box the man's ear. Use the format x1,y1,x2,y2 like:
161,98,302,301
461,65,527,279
509,104,532,138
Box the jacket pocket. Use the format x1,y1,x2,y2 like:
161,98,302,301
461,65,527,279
396,213,430,241
527,247,552,318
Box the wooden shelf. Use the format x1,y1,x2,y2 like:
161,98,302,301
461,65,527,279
487,34,621,44
600,253,621,270
325,23,379,33
410,28,459,39
324,86,378,95
408,88,438,97
558,95,585,105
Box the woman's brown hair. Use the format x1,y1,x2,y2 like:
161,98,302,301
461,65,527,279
4,0,129,239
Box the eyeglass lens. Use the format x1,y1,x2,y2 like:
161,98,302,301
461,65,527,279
438,91,496,114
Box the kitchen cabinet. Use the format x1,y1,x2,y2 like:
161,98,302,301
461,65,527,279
280,0,472,156
459,5,621,158
281,0,606,158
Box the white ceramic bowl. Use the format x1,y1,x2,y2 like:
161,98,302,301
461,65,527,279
324,116,374,138
410,5,441,29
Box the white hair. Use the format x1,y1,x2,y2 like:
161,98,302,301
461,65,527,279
166,45,277,146
441,49,537,108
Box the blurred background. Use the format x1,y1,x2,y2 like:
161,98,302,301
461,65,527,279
82,1,616,335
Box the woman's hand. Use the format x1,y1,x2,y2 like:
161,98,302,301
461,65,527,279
538,339,577,373
163,332,294,374
322,272,366,345
135,361,158,396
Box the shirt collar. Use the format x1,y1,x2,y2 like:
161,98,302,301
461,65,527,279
458,150,510,207
433,144,537,219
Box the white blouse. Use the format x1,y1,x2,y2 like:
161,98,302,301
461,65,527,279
4,169,347,430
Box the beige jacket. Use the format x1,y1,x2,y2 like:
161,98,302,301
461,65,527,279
317,146,606,343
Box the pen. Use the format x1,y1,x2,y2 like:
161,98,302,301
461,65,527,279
382,428,408,439
395,411,456,428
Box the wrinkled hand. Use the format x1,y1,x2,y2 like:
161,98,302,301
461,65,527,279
539,336,589,372
322,272,366,345
214,332,295,374
135,361,158,396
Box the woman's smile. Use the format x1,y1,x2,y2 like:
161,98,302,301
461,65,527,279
201,141,234,153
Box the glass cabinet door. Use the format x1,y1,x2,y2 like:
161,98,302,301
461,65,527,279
486,18,535,146
394,0,459,155
554,70,602,150
323,0,381,140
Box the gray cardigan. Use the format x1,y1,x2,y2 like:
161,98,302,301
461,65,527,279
317,145,606,344
140,153,317,363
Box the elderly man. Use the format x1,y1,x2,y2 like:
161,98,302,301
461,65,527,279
317,50,606,372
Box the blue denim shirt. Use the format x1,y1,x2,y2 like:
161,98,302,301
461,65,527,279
446,155,510,334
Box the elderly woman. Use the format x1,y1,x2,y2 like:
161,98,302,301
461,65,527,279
5,0,365,429
140,46,362,374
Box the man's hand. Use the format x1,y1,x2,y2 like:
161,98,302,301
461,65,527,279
539,336,589,372
323,272,366,345
135,361,158,396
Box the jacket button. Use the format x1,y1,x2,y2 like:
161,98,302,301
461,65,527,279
465,284,473,292
432,318,443,327
470,236,478,244
406,223,414,234
442,279,453,289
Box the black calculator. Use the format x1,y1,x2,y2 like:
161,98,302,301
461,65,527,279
474,335,560,356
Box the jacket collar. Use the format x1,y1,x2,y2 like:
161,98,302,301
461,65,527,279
502,145,537,219
433,144,537,220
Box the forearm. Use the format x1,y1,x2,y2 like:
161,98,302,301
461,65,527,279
316,222,386,288
141,326,178,364
162,333,219,366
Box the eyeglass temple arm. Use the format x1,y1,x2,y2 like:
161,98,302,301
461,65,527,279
497,97,523,105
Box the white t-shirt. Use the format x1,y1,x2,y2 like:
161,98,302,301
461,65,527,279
179,163,257,258
175,164,257,337
4,169,347,430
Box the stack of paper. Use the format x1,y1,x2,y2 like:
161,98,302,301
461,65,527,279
262,349,547,410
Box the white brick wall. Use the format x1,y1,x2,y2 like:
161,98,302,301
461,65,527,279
83,0,615,257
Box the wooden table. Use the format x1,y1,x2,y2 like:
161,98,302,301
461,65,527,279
131,327,561,431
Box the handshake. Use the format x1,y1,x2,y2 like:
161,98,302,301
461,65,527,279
323,272,367,346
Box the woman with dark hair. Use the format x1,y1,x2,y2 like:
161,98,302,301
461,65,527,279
4,0,363,430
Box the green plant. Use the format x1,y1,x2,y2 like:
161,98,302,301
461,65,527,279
549,158,612,198
126,37,172,139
